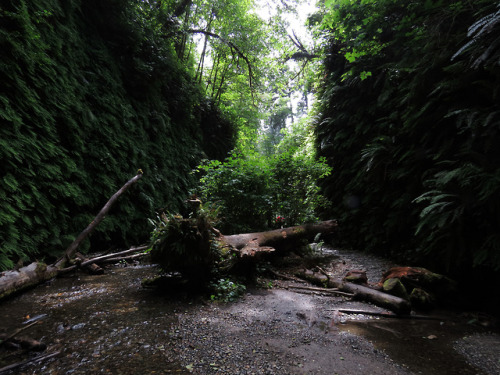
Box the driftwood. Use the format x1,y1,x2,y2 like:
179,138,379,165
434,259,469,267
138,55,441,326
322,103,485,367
296,269,411,314
98,252,147,265
336,309,442,320
0,351,60,374
74,252,104,274
80,245,148,267
55,172,143,268
0,173,143,301
0,334,46,351
0,322,38,346
222,220,338,256
57,245,148,274
288,285,354,297
268,269,307,283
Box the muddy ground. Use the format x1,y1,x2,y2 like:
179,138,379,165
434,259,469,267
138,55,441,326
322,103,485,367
0,247,499,375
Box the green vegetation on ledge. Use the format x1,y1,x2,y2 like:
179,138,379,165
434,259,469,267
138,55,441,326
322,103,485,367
0,0,236,269
314,0,500,275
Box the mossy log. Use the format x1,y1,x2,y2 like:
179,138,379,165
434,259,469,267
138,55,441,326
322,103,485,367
330,278,411,314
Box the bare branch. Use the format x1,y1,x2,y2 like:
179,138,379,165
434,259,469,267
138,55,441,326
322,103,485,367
54,171,144,268
288,31,307,52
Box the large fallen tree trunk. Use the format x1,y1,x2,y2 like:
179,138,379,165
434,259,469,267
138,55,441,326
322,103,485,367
149,217,339,280
0,262,59,301
222,220,338,257
0,172,143,301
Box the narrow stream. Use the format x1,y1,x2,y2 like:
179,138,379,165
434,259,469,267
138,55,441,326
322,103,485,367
1,256,498,375
0,265,190,374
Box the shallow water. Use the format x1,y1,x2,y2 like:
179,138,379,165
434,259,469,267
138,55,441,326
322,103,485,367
338,315,485,375
0,257,497,375
0,265,190,374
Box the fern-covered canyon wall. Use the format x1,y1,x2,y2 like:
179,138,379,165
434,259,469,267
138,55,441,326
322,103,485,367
0,0,235,269
315,0,500,278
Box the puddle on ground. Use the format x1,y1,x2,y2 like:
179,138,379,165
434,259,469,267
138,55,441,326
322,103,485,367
338,314,489,375
0,265,191,374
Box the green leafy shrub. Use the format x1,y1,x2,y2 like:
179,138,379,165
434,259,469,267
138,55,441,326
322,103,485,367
196,145,331,234
209,278,246,302
196,151,274,234
269,150,332,227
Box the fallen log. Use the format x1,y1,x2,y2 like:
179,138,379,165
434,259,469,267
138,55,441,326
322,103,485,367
336,309,443,320
0,334,46,351
0,172,143,301
79,245,148,267
268,269,307,283
329,279,411,315
0,262,58,301
149,216,338,281
74,252,104,274
214,221,338,275
222,220,338,255
57,245,149,274
0,322,38,347
99,252,148,265
55,171,143,268
288,285,354,297
296,269,411,314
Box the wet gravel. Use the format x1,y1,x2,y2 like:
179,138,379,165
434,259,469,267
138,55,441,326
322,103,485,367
454,333,500,375
1,248,499,375
166,288,413,375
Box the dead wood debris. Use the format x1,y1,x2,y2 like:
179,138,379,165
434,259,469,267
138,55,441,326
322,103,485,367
288,285,354,297
0,350,60,374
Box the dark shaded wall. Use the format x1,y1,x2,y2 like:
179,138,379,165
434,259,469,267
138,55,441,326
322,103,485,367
315,0,500,278
0,0,235,268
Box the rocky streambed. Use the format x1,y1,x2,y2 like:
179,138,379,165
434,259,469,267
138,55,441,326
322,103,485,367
0,248,498,375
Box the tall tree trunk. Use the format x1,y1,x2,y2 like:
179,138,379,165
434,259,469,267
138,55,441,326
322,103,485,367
215,65,229,104
195,14,213,83
207,53,220,93
177,5,191,59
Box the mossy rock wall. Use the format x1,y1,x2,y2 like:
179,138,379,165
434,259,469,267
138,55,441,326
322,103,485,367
0,0,234,269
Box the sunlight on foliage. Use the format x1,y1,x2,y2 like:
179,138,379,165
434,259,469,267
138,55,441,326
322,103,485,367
196,119,331,234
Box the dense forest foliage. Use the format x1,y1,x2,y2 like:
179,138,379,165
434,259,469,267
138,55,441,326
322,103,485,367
314,0,500,276
0,0,237,269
